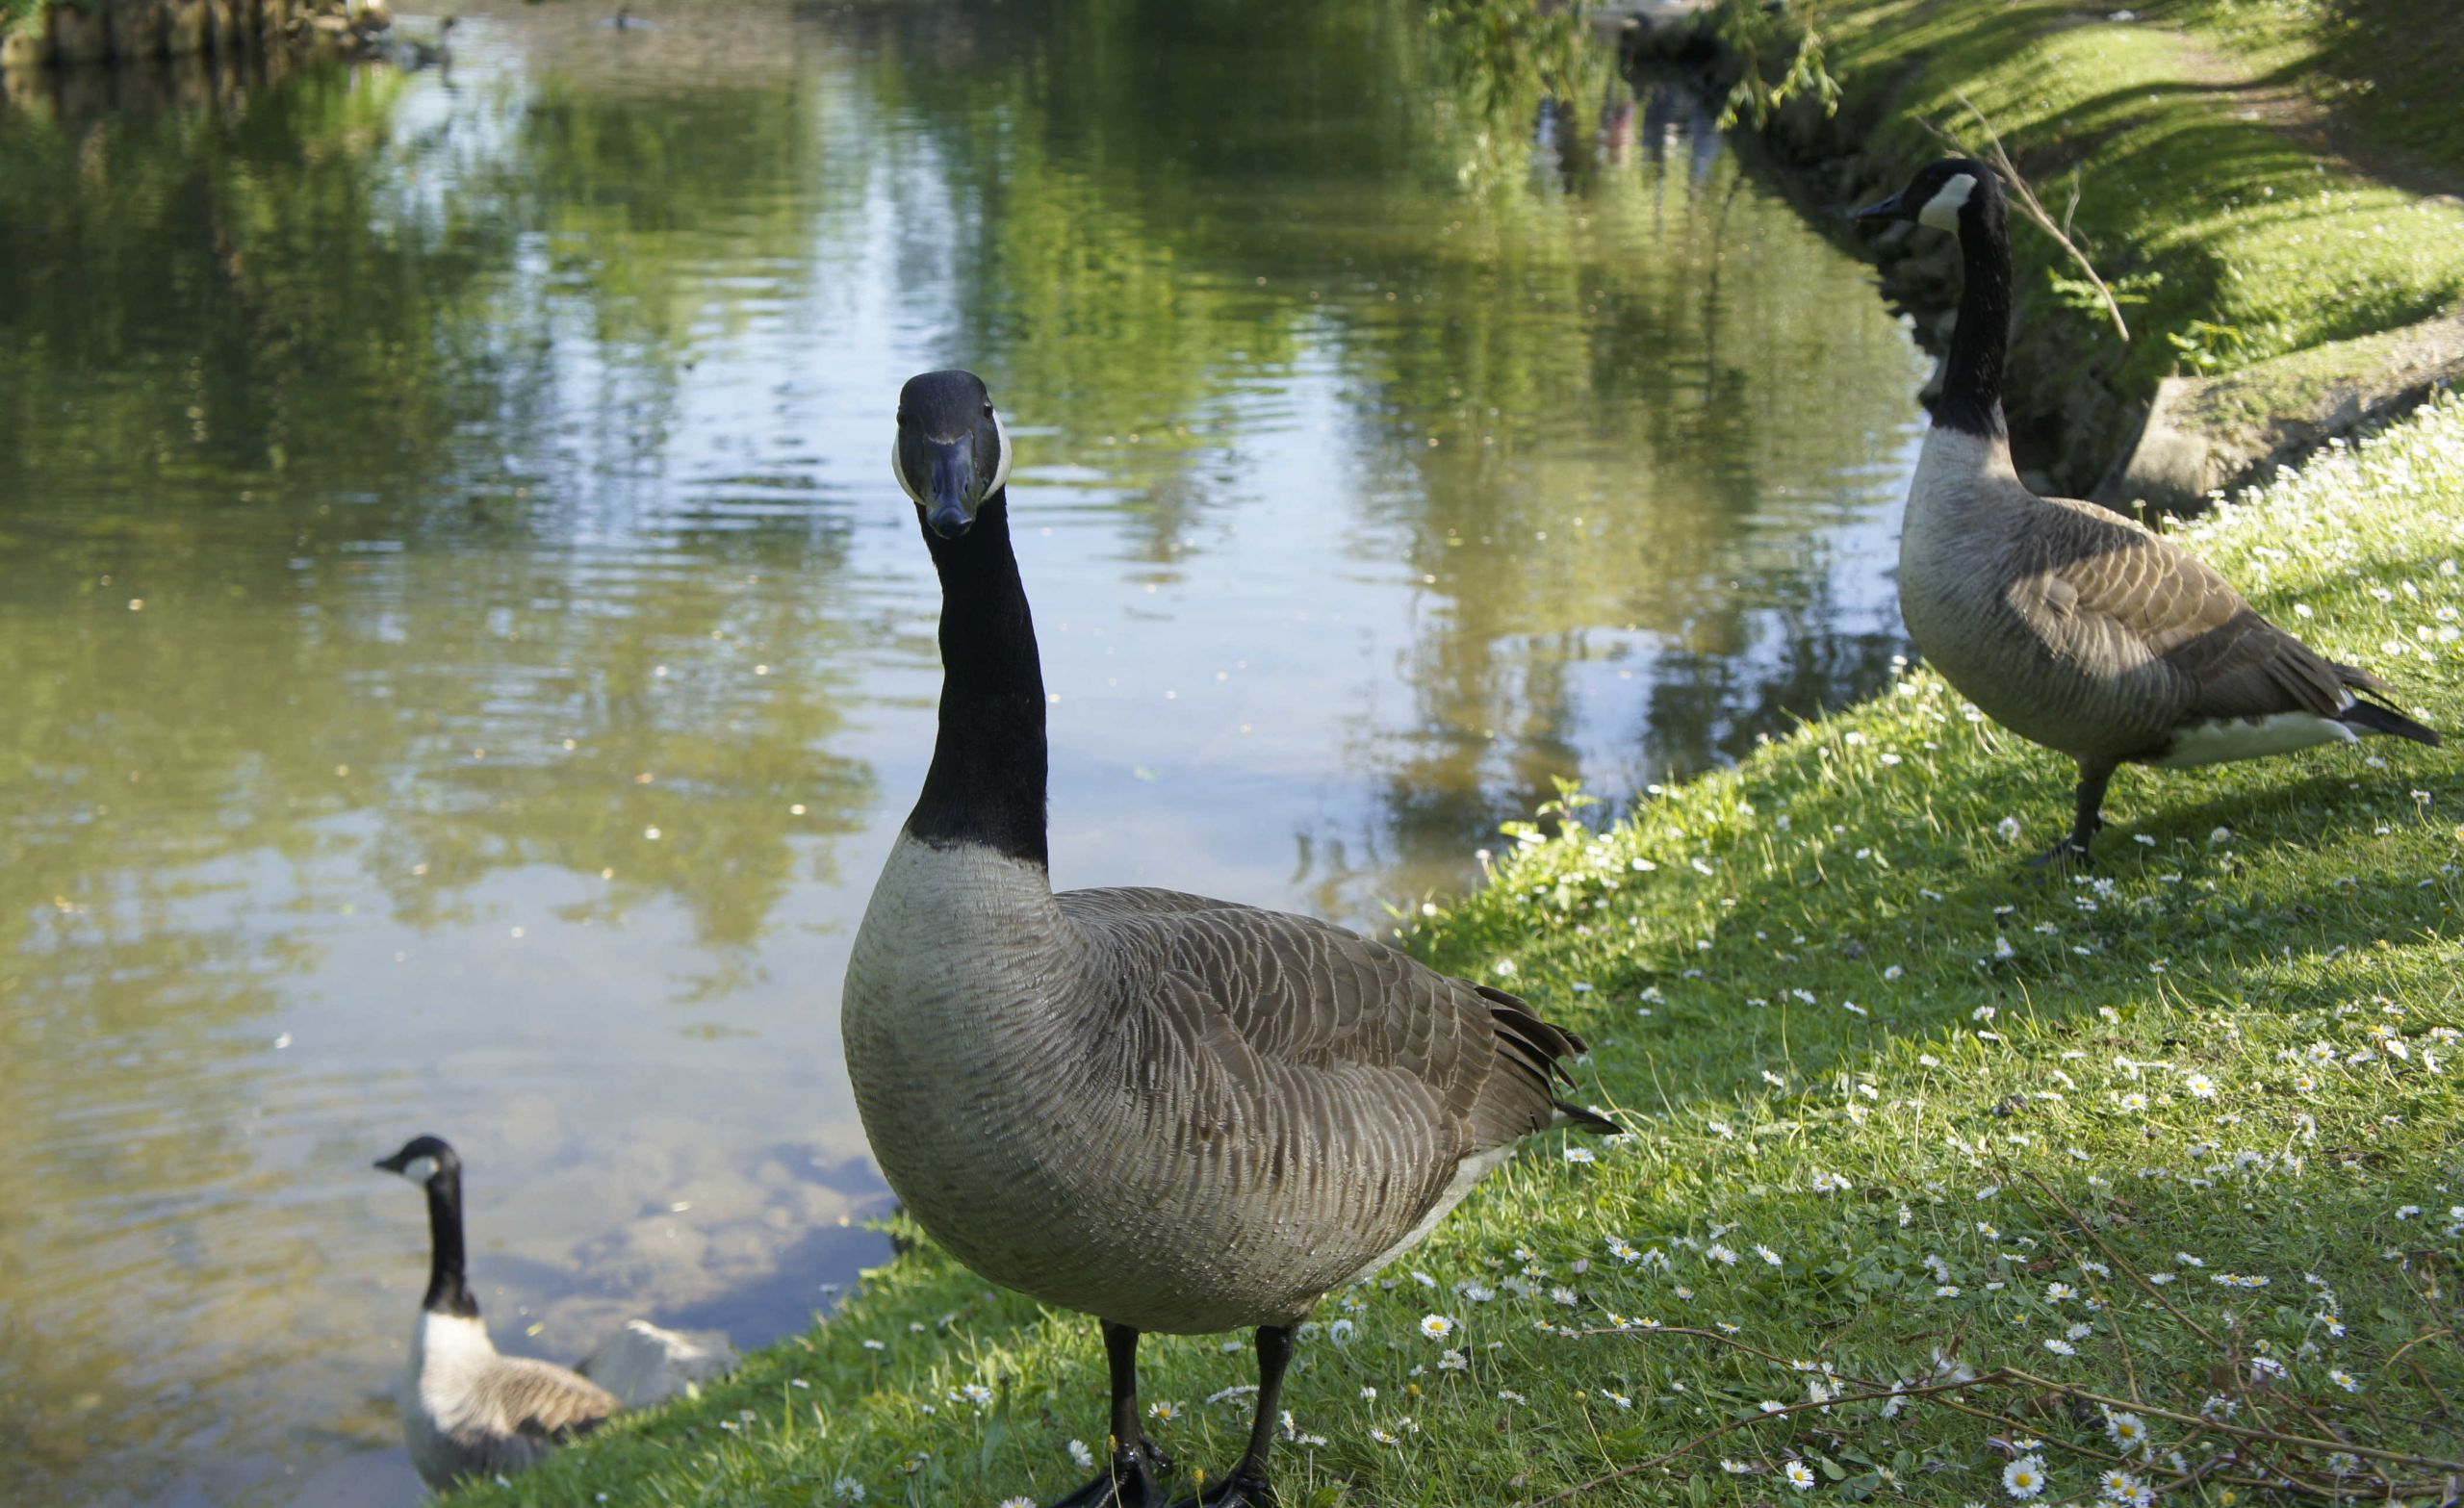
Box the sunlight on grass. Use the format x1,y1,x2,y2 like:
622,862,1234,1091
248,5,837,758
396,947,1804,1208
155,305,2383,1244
449,385,2464,1506
1821,0,2464,395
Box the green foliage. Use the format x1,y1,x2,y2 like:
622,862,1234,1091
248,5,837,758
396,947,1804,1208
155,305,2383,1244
2167,316,2254,375
1708,0,1841,129
449,391,2464,1506
0,0,41,43
2046,266,2161,320
1424,0,1618,184
1809,0,2464,396
1427,0,1595,120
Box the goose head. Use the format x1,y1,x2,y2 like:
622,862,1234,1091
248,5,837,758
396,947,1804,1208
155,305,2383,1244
375,1134,460,1188
1855,157,2002,236
893,370,1012,540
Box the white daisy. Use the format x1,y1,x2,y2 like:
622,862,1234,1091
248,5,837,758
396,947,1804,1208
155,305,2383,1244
2104,1411,2147,1451
2002,1455,2047,1499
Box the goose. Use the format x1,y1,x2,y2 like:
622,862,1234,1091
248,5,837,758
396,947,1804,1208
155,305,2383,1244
375,1135,619,1492
396,15,455,71
1854,159,2440,866
842,370,1613,1508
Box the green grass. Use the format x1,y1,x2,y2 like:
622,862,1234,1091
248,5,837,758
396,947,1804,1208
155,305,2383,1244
1810,0,2464,396
451,394,2464,1507
2169,0,2464,185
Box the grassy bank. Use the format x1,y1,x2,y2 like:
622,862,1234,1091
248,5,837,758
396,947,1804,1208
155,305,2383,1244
1737,0,2464,493
455,377,2464,1505
1809,0,2464,388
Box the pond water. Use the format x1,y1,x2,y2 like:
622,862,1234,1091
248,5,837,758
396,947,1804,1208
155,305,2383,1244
0,3,1927,1502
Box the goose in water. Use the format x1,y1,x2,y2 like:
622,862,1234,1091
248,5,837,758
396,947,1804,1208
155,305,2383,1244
396,15,455,71
842,370,1613,1507
374,1137,732,1489
1855,159,2439,866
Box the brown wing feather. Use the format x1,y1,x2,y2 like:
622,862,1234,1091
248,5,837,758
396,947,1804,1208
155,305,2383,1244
2025,494,2353,723
484,1357,619,1444
1059,888,1586,1151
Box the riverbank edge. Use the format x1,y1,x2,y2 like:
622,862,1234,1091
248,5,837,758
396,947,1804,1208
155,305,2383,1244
1629,0,2464,509
0,0,381,81
442,349,2464,1506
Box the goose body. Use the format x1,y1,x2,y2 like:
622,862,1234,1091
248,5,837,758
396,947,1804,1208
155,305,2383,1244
848,846,1580,1336
1859,161,2439,863
402,1309,617,1490
396,15,455,71
375,1137,618,1493
842,370,1605,1506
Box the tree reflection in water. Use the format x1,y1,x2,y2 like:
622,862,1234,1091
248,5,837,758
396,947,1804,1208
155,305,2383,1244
0,3,1923,1503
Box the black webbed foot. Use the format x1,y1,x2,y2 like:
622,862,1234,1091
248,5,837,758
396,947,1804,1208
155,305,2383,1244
2023,836,2095,870
1044,1443,1169,1508
1166,1468,1274,1508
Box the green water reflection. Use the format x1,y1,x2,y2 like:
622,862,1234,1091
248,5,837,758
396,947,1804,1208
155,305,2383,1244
0,2,1925,1502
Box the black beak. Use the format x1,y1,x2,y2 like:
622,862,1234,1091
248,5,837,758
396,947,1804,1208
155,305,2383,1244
924,440,976,539
1852,191,1905,223
374,1152,407,1173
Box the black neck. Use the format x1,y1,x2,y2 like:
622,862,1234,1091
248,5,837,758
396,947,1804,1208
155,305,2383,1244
1938,190,2013,441
421,1170,479,1318
906,492,1050,869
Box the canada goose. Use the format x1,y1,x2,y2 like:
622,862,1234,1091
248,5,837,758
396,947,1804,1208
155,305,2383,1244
397,15,455,71
375,1136,619,1492
842,370,1613,1507
1855,159,2440,866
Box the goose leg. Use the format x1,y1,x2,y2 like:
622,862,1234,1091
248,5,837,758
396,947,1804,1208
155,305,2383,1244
1168,1324,1295,1508
2026,759,2113,869
1046,1321,1168,1508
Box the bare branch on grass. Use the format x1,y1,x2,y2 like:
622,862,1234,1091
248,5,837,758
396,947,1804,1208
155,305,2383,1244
1521,1178,2463,1504
1921,94,2132,344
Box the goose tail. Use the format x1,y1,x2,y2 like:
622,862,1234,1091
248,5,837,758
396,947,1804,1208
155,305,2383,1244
1552,1099,1620,1136
2339,690,2442,748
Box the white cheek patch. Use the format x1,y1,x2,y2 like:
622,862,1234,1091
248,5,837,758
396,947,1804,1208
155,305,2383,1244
892,437,927,508
988,411,1013,495
1917,173,1977,232
401,1155,439,1184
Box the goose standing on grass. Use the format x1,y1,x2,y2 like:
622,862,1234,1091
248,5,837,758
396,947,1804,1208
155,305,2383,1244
843,370,1613,1508
1855,159,2439,866
375,1136,619,1492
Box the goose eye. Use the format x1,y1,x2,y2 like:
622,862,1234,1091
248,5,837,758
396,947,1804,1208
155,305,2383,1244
896,410,910,426
982,402,994,419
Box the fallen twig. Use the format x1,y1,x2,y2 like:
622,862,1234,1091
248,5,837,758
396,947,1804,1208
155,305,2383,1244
1522,1368,2018,1507
2020,1170,2220,1348
1921,94,2131,344
1524,1315,2464,1505
1996,1367,2464,1475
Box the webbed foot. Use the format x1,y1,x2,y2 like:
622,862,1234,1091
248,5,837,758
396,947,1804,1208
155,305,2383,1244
1045,1444,1170,1508
2023,836,2095,870
1166,1468,1274,1508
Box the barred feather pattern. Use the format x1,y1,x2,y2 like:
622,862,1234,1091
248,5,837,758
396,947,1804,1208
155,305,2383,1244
1900,428,2420,764
403,1311,618,1492
842,837,1594,1336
